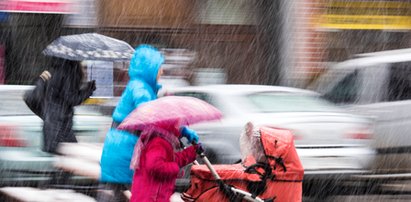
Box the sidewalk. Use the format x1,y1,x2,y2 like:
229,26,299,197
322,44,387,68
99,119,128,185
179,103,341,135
0,187,96,202
56,143,186,202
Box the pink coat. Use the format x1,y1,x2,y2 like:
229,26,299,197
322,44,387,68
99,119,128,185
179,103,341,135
130,137,197,202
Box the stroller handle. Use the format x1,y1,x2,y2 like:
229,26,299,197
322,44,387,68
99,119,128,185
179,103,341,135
192,141,221,180
193,142,266,202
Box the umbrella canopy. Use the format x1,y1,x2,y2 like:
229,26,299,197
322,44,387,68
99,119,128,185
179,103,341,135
118,96,222,132
42,33,135,61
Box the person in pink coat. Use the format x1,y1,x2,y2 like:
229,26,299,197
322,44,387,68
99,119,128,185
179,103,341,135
130,125,200,202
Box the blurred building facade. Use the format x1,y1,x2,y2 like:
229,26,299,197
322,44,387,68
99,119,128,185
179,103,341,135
283,0,411,87
97,0,282,91
0,0,283,89
0,0,96,84
0,0,410,89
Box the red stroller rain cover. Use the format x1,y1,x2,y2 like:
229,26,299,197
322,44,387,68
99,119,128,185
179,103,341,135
182,126,304,202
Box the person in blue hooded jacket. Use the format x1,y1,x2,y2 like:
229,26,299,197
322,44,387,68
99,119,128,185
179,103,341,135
98,44,199,202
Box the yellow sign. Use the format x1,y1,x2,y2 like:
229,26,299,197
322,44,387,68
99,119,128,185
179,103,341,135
83,97,108,105
319,1,411,30
320,15,411,30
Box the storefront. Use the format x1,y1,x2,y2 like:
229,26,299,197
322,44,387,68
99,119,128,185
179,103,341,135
319,0,411,62
0,0,282,86
97,0,280,85
0,0,94,84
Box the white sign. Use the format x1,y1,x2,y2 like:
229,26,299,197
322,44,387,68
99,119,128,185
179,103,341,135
86,61,113,97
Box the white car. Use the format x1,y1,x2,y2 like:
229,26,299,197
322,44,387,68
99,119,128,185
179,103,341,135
167,85,375,190
0,85,112,186
309,48,411,173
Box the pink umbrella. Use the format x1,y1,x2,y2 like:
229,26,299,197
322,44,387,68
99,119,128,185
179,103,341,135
117,96,222,133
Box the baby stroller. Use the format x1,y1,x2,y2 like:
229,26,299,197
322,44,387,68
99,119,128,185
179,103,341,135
182,123,304,202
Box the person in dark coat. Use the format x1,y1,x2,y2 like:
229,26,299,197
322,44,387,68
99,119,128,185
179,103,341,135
42,58,96,154
24,70,51,119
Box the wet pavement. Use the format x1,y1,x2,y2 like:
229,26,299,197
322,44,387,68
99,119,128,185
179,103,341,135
305,195,411,202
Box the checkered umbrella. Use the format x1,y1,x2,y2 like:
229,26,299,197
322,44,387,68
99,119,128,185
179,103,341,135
42,33,135,61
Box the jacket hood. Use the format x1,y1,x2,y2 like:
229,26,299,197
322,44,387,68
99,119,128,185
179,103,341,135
129,44,164,91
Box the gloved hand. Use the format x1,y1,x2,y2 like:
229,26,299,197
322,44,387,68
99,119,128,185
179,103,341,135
180,126,199,144
88,80,97,92
85,80,96,96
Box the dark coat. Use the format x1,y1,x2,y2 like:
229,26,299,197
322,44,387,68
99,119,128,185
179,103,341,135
42,59,95,154
23,77,48,119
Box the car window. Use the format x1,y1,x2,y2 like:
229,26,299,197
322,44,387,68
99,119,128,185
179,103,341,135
387,62,411,101
323,70,359,104
173,92,212,104
172,91,238,115
246,92,339,113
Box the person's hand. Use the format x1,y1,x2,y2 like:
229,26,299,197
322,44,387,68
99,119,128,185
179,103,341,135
180,126,199,144
194,142,204,154
85,80,96,97
88,80,96,92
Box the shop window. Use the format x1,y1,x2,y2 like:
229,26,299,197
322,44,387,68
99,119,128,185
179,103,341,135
196,0,257,25
387,62,411,101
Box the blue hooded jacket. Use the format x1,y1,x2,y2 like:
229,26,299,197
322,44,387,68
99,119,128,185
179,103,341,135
100,45,164,184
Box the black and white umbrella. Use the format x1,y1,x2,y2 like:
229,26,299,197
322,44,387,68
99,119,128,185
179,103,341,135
42,33,135,61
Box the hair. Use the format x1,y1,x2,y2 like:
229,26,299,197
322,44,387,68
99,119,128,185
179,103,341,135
45,57,85,102
49,58,83,92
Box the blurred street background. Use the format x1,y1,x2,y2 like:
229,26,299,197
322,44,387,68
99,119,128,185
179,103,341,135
0,0,410,88
0,0,411,201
